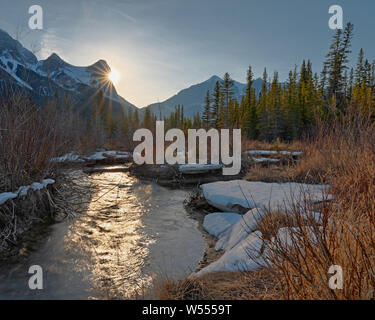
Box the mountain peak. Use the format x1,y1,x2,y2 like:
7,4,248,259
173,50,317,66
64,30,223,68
208,75,222,82
89,59,110,72
47,52,63,61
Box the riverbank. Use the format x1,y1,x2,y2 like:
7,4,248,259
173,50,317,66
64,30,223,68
157,124,375,300
0,169,93,264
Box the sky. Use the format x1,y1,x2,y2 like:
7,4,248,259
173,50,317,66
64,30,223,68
0,0,374,107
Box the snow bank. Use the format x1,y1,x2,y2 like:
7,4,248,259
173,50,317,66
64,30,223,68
215,208,266,251
203,212,242,238
245,150,278,155
50,152,84,163
280,151,303,156
0,192,18,205
86,150,132,161
193,231,264,277
201,180,329,213
0,179,55,205
30,179,55,191
245,150,302,156
252,157,280,163
51,150,132,163
193,180,330,276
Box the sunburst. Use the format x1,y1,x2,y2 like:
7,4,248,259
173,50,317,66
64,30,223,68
108,69,120,85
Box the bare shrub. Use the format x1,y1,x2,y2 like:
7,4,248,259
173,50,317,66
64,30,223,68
263,112,375,299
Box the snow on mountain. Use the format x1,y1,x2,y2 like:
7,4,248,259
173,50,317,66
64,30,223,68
0,29,136,114
142,75,264,119
0,29,38,67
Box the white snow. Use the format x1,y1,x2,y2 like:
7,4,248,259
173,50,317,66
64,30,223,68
179,164,223,174
0,192,18,205
31,179,55,191
192,179,330,276
245,150,302,156
0,179,55,205
252,157,280,163
215,208,266,251
201,180,329,213
271,227,297,248
203,212,242,238
280,151,303,156
192,231,264,277
0,54,33,90
17,186,30,197
86,150,132,161
50,152,84,163
245,150,278,155
51,150,132,163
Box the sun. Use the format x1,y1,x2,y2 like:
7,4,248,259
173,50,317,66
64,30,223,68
108,69,120,85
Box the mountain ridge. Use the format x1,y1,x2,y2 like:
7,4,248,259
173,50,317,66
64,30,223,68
141,75,264,118
0,28,137,115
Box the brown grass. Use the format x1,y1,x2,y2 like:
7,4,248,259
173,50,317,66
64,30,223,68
242,138,305,153
262,113,375,300
0,93,109,193
158,112,375,300
156,269,282,300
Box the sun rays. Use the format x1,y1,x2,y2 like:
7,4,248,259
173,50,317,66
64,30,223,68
108,69,120,85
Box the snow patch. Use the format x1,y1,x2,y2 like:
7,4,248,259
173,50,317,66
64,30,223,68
86,150,132,161
215,208,266,252
50,152,84,163
192,231,264,276
245,150,302,156
201,180,328,213
252,157,280,163
203,212,242,238
0,179,55,205
0,192,18,205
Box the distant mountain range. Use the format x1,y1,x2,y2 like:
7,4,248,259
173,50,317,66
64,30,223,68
141,75,264,119
0,28,268,120
0,29,137,116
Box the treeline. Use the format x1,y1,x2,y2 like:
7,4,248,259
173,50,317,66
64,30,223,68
199,22,375,141
162,23,374,142
72,22,375,142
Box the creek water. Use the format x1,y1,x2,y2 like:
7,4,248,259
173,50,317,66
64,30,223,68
0,171,206,299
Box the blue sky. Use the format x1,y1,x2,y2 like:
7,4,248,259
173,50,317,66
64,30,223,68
0,0,374,107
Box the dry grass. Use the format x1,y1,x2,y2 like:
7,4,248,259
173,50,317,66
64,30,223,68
0,93,115,193
158,112,375,300
244,115,375,185
156,269,282,300
261,113,375,300
242,138,305,153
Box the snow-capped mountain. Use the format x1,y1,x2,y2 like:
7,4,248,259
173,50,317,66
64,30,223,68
0,29,136,114
142,75,264,119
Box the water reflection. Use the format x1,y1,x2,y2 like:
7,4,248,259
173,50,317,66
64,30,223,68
0,172,205,299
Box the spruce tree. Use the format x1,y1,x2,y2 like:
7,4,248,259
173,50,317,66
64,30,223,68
202,90,211,129
211,81,221,128
324,23,354,109
220,72,235,128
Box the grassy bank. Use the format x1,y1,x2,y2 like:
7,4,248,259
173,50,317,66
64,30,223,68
159,113,375,300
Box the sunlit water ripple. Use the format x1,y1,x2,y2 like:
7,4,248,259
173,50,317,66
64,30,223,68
0,172,206,299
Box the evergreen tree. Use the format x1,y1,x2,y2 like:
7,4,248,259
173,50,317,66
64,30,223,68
243,66,258,138
324,23,354,109
220,72,234,128
202,90,211,129
211,81,221,128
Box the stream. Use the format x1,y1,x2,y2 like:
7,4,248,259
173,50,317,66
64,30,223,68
0,171,206,299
